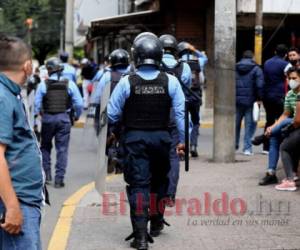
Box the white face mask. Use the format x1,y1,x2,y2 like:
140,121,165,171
288,79,300,90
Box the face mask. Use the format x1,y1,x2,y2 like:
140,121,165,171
290,59,298,66
288,79,300,90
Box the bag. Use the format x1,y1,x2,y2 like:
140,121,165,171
253,102,260,122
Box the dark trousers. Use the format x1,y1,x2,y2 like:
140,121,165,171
167,127,180,196
263,100,284,151
280,128,300,179
187,102,200,147
40,113,71,182
123,130,171,230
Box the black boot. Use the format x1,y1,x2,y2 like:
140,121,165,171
125,222,153,250
150,216,170,237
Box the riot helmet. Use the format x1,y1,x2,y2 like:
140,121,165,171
177,41,192,57
159,34,178,54
109,49,130,68
46,57,64,75
132,34,163,68
59,51,69,63
133,32,157,43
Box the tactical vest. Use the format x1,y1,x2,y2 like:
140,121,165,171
161,61,184,81
110,71,123,94
123,72,172,130
43,79,71,114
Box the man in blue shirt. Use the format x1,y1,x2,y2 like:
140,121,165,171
108,33,185,250
0,35,44,250
159,34,192,204
60,51,77,83
35,57,83,188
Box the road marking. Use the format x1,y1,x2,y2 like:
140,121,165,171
48,174,121,250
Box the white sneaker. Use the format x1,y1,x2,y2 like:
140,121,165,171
261,150,269,155
243,150,254,156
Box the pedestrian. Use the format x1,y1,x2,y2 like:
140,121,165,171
252,44,288,153
235,50,264,155
81,58,96,109
34,57,83,188
0,34,44,249
284,47,300,74
159,34,192,205
107,33,185,250
258,67,300,185
274,68,300,191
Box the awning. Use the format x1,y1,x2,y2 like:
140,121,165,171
90,9,160,39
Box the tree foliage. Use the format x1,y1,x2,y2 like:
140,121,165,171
0,0,65,64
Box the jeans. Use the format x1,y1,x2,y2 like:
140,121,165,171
263,100,284,151
0,202,42,250
236,105,257,152
268,118,293,171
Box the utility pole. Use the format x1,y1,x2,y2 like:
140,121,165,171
60,19,64,52
255,0,263,65
65,0,74,60
213,0,236,163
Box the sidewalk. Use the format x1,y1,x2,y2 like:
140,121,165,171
66,154,300,250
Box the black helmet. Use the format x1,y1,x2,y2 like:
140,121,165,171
177,41,191,57
133,32,157,43
59,51,69,63
46,57,64,75
132,34,163,68
109,49,130,68
159,34,178,52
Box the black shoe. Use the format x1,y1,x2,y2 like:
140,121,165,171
54,180,65,188
252,134,266,146
150,218,170,237
259,173,278,186
45,172,52,184
190,146,199,157
165,195,175,207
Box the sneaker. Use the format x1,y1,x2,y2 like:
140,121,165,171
243,150,253,156
261,150,269,155
54,180,65,188
190,146,198,157
275,180,297,191
259,172,278,186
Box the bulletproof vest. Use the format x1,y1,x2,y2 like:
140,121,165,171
186,59,201,90
43,79,71,114
123,72,172,130
110,71,123,94
161,61,184,82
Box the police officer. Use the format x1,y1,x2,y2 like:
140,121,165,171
108,33,185,249
159,34,192,204
178,41,207,157
60,51,77,83
34,57,83,188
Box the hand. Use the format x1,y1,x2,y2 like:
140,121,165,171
0,205,23,235
265,126,273,137
176,144,185,157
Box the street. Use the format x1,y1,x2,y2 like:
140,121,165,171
42,126,300,250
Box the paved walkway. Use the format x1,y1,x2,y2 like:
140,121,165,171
66,153,300,250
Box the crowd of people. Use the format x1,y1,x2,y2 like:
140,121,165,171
235,45,300,191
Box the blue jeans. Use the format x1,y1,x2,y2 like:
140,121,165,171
0,202,41,250
268,118,293,171
236,105,257,152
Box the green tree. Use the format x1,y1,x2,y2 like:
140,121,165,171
0,0,65,64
